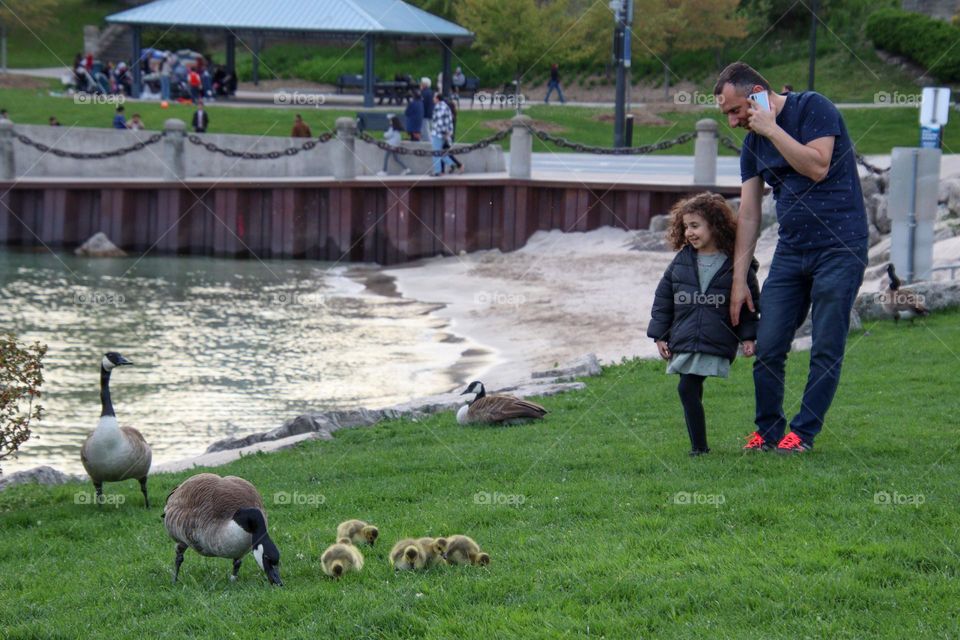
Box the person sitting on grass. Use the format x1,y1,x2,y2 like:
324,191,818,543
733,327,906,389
647,192,760,456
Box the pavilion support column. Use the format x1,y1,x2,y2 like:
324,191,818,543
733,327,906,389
132,26,142,98
441,38,452,97
252,32,261,86
363,34,375,108
226,32,236,78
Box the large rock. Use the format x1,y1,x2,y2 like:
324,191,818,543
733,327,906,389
74,232,126,257
861,175,880,202
531,353,601,381
868,193,890,234
0,465,82,492
855,281,960,321
760,193,777,230
648,214,671,233
628,229,671,252
939,178,960,215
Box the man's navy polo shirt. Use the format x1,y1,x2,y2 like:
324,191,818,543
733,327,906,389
740,91,868,250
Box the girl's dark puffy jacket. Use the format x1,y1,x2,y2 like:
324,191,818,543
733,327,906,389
646,245,761,360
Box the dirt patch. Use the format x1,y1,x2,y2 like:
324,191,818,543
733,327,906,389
0,75,53,90
483,118,565,133
593,109,672,126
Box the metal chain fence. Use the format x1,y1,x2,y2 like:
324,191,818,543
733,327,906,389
356,128,511,156
525,126,696,155
185,132,335,159
14,132,164,159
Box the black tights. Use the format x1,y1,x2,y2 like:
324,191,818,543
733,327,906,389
677,374,708,452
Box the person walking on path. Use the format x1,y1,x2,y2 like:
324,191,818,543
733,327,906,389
648,192,759,456
420,78,434,138
545,63,566,104
405,89,424,141
430,93,456,176
378,115,411,176
714,62,868,454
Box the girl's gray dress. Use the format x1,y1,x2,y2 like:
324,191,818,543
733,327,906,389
666,253,731,378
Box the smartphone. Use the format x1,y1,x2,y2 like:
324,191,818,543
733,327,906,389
750,91,770,111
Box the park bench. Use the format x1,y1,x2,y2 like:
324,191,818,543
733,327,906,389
457,77,481,107
336,74,365,94
356,112,391,133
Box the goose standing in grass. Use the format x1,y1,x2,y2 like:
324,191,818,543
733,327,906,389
80,352,152,507
884,264,930,324
457,381,548,425
417,536,448,568
321,538,364,578
162,473,282,586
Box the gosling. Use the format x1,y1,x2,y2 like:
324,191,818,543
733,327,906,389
443,534,490,566
321,538,364,578
390,538,427,571
336,519,379,546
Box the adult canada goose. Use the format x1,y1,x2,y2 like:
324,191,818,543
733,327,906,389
457,381,548,425
336,519,379,546
321,538,364,578
162,473,282,586
442,534,490,566
389,538,427,571
80,352,151,507
884,264,930,323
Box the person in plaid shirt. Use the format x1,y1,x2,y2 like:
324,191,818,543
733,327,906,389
430,93,456,176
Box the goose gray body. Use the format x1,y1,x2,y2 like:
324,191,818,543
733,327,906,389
80,353,152,507
163,473,282,585
457,381,547,425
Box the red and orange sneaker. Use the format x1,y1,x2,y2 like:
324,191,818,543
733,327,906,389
743,431,776,452
776,432,813,454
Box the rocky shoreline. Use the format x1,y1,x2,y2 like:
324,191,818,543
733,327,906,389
0,355,602,491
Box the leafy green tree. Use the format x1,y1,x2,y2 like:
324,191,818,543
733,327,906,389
0,335,46,474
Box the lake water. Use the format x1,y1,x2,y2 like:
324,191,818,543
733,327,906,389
0,250,488,475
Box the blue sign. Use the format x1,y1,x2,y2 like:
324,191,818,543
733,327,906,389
920,125,942,149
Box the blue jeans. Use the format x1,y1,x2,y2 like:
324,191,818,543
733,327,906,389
545,80,565,104
160,75,170,100
753,242,868,444
431,134,454,175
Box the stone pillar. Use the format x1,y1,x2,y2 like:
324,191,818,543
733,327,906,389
0,119,14,180
334,117,357,180
694,119,718,186
509,114,532,179
163,119,186,180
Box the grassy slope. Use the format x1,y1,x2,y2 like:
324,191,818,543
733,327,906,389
1,312,958,639
0,84,952,156
4,0,120,69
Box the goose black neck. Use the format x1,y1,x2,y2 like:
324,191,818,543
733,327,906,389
100,366,115,417
234,508,267,537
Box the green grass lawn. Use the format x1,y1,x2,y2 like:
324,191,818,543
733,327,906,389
0,85,951,156
4,0,120,69
1,311,958,639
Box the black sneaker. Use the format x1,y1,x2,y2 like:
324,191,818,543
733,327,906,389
689,448,711,457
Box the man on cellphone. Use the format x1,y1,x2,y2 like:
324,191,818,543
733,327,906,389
713,62,868,454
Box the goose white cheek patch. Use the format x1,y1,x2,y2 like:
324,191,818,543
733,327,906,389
253,545,265,570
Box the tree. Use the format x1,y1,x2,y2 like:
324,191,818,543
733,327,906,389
0,0,56,72
0,335,46,474
409,0,458,22
630,0,747,98
456,0,575,83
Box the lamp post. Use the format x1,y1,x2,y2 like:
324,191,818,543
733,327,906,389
612,0,634,148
